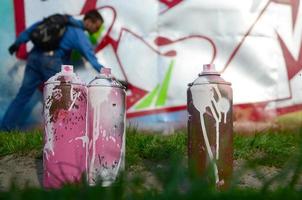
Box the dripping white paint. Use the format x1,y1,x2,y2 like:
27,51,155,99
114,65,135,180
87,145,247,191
187,64,233,188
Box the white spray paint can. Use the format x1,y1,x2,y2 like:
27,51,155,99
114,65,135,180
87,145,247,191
87,68,126,186
187,64,233,189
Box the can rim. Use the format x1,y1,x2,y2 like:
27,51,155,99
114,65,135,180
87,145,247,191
188,81,232,86
198,72,220,76
44,81,85,86
87,84,126,89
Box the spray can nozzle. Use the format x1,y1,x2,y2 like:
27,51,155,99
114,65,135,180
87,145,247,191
99,67,112,78
61,65,74,74
199,64,219,76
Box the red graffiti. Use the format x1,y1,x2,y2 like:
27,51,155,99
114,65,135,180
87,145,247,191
159,0,183,13
277,34,302,80
272,0,300,29
11,1,302,120
81,0,98,14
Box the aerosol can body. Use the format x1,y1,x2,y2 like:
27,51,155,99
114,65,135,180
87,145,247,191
43,65,88,188
87,68,126,186
187,64,233,188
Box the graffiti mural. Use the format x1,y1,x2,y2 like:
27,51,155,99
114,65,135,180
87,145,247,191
0,0,302,131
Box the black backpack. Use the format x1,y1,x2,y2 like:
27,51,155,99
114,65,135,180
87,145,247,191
29,14,69,51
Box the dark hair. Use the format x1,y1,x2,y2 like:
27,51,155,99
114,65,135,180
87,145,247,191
84,9,103,23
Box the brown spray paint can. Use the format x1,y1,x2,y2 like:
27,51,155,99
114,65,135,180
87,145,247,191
187,64,233,188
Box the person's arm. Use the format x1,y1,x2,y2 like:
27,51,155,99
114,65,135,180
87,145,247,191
74,29,104,72
8,22,40,55
15,22,40,45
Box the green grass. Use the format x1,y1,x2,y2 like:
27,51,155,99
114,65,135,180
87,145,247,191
1,183,302,200
1,127,302,198
0,129,43,157
0,127,186,163
234,128,302,167
0,127,301,168
126,127,186,167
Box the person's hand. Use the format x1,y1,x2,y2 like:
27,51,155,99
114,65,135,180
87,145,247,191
8,43,19,55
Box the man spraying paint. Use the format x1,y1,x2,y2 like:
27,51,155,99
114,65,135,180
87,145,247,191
1,9,104,131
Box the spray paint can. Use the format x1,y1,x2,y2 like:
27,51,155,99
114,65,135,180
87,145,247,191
187,64,233,188
43,65,88,188
87,68,126,186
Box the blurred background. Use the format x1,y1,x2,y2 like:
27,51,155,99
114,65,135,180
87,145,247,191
0,0,301,133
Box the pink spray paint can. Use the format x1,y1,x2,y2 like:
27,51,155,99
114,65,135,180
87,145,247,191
187,64,233,189
43,65,88,188
87,68,126,186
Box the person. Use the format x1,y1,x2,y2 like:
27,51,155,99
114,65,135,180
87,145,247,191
1,9,104,131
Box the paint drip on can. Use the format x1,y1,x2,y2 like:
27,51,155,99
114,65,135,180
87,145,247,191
43,65,88,188
187,64,233,189
87,67,126,186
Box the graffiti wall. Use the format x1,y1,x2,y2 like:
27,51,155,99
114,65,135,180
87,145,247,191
0,0,301,131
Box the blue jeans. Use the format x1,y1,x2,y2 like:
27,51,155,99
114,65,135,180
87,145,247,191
1,51,62,131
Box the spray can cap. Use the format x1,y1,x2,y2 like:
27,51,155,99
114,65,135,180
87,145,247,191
199,64,220,75
61,65,74,74
100,67,112,77
89,67,125,89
